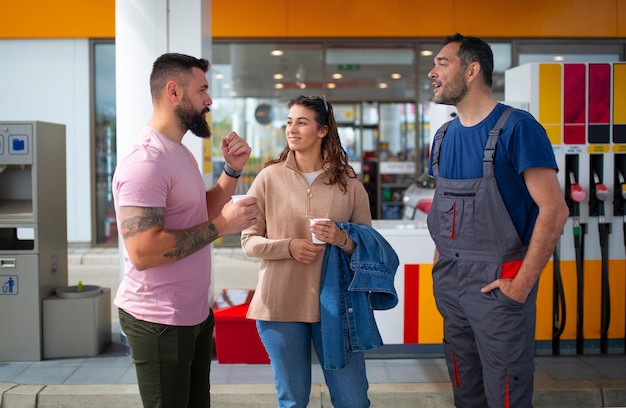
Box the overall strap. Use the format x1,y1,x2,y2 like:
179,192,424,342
431,120,453,178
483,107,515,178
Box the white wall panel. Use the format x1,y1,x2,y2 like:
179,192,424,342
0,39,91,244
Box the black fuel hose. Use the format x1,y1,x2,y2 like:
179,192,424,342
574,223,586,355
552,246,566,355
599,222,611,354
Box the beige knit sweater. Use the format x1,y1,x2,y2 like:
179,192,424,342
241,152,372,322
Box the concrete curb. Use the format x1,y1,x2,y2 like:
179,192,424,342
2,381,626,408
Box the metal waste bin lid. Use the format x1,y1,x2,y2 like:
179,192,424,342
55,285,102,299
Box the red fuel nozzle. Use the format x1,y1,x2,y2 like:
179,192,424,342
569,172,586,203
595,183,610,202
593,172,610,202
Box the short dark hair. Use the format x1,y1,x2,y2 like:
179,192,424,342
444,33,494,87
150,53,210,99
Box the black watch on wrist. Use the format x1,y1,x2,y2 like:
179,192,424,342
223,163,242,178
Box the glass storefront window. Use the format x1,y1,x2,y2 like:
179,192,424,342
92,40,117,246
212,42,324,99
325,47,416,100
335,102,362,164
211,42,421,222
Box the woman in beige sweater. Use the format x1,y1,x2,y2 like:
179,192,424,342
241,95,372,407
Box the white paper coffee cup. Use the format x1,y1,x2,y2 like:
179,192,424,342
232,194,253,203
310,218,331,244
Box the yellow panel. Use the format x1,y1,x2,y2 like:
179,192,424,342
536,263,554,341
0,1,114,38
455,0,618,38
218,0,620,39
608,260,626,338
539,64,562,144
0,0,622,39
588,145,610,153
583,262,603,339
560,262,579,339
620,1,626,38
286,0,454,38
547,259,626,341
544,125,562,146
203,138,212,174
212,0,289,37
614,64,626,124
417,263,444,344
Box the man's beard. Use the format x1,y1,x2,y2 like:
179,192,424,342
175,96,212,138
433,71,467,106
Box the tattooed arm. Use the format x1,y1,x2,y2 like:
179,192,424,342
119,202,258,270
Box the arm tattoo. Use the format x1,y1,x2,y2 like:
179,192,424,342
122,207,221,262
163,222,220,260
121,207,165,239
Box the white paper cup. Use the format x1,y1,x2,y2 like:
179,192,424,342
310,218,331,244
231,194,253,203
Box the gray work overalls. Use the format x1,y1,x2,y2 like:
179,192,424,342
427,108,537,408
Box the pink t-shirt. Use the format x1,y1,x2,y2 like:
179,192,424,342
113,127,212,326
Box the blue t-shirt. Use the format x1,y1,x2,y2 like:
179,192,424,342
428,103,558,245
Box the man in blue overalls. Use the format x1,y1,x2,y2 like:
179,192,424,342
426,34,569,407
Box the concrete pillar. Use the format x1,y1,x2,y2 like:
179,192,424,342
115,0,212,169
114,0,212,282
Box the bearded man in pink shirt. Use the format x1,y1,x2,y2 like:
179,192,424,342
113,53,259,408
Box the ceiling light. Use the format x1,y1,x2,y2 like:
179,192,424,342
420,50,433,56
230,91,237,96
378,83,389,89
299,83,307,89
275,83,284,89
270,49,283,56
273,73,284,80
554,55,565,61
223,83,230,89
327,83,336,89
332,73,343,80
390,73,402,79
214,73,224,79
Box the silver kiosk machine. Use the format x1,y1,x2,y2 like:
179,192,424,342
0,121,67,361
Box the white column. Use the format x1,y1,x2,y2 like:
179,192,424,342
115,0,212,280
115,0,211,166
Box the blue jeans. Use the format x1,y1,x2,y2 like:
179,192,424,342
257,320,370,408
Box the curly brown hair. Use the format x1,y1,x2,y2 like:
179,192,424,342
266,95,358,193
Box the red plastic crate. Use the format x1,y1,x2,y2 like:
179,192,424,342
213,290,270,364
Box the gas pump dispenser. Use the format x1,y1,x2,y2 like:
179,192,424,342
506,62,626,355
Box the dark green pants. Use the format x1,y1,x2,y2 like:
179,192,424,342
119,308,215,408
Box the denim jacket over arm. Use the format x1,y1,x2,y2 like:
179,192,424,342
320,222,399,369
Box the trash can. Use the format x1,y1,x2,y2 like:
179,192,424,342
212,289,269,364
42,285,111,359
